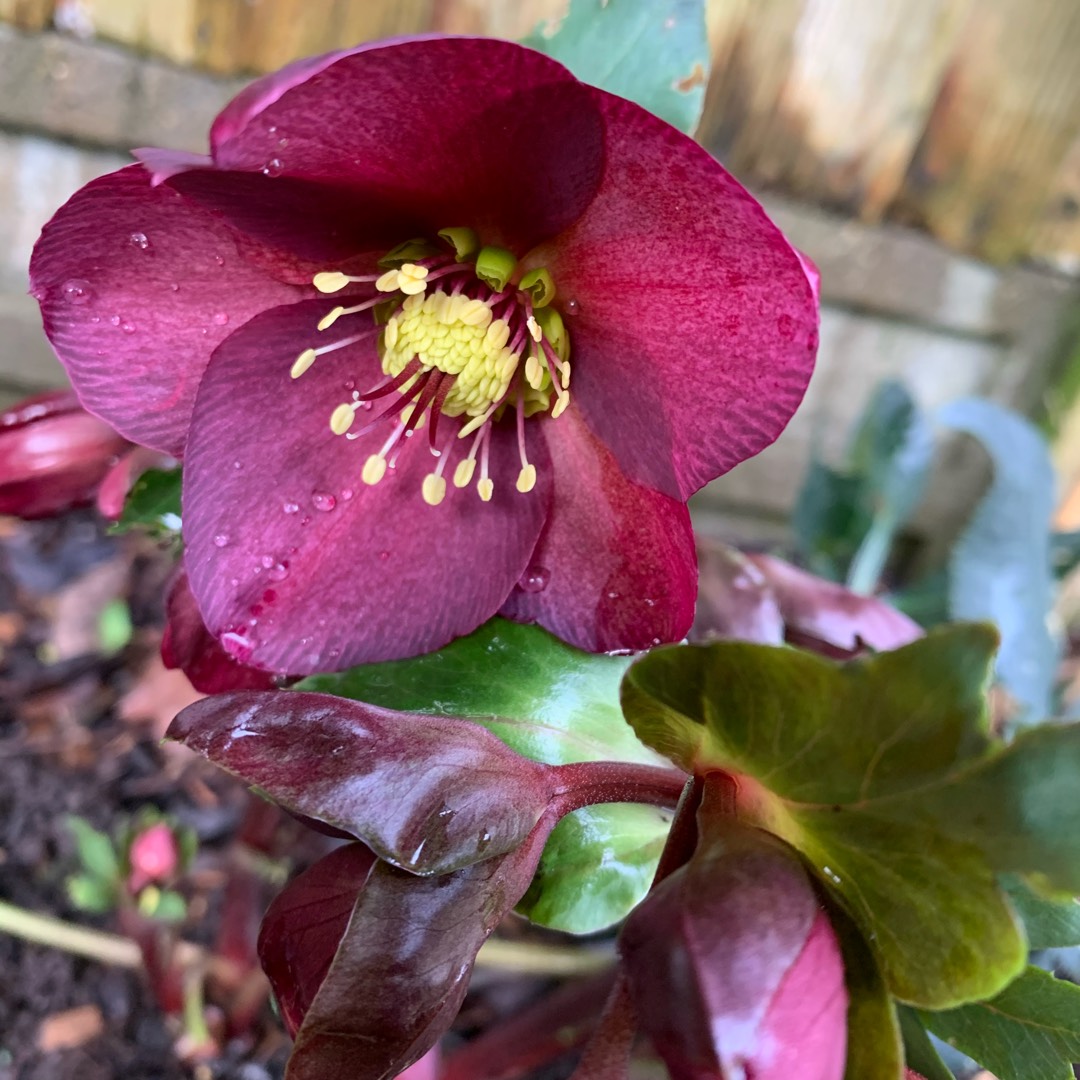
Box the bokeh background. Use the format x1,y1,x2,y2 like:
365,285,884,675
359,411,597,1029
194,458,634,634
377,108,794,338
2,0,1079,551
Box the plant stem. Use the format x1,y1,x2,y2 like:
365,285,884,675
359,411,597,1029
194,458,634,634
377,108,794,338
551,760,688,815
0,898,608,977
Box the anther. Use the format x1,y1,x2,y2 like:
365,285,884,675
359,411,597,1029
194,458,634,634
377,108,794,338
318,307,346,332
313,272,350,293
291,348,316,379
524,354,545,391
397,263,429,295
552,390,570,419
453,458,477,488
527,315,542,343
362,455,388,485
516,464,537,493
477,478,494,502
329,403,356,435
422,473,447,506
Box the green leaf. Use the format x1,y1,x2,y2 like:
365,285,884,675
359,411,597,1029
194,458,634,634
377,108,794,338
66,816,119,883
516,803,670,933
792,458,867,582
620,627,1080,1007
299,619,660,768
299,619,670,932
940,399,1059,723
146,888,187,923
66,873,116,914
1001,875,1080,949
112,467,182,539
826,901,904,1080
522,0,709,135
922,966,1080,1080
897,1007,953,1080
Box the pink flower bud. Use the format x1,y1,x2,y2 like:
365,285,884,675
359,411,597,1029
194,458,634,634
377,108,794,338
128,822,180,892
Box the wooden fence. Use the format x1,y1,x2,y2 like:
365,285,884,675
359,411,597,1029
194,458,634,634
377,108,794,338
2,0,1078,267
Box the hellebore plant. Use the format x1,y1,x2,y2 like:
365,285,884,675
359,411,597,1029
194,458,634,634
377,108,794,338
30,35,817,674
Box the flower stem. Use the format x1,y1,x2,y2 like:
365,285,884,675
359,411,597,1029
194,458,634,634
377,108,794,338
551,760,689,815
0,898,605,977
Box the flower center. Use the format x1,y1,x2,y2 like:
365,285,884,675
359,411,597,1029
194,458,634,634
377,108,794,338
291,230,572,506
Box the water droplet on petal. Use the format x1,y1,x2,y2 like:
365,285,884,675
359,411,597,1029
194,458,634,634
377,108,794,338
565,298,581,316
378,550,390,561
129,231,151,250
267,562,289,582
282,501,299,515
169,282,180,292
120,321,136,334
312,492,336,512
606,590,620,600
518,565,550,593
213,533,230,548
262,158,283,177
220,630,254,663
62,278,92,304
212,311,229,326
260,554,275,569
214,255,225,267
109,314,121,326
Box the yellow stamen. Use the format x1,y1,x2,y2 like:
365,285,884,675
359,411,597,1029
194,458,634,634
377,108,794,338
453,458,477,488
375,269,400,293
329,403,356,435
524,354,545,391
362,455,388,485
552,391,570,419
477,477,494,502
516,464,537,493
527,315,542,343
397,263,429,296
318,306,346,332
422,474,447,506
291,348,316,379
313,271,349,293
560,361,572,387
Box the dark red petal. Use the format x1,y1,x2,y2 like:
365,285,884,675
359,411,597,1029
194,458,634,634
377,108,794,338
539,88,818,499
747,554,923,658
161,570,278,693
206,37,605,253
0,394,129,520
182,299,550,674
96,446,171,520
500,409,696,653
29,165,305,456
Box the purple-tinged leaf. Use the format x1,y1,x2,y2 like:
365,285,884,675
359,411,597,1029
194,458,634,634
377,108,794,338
169,691,558,874
283,823,554,1080
618,802,847,1080
258,842,377,1037
691,540,784,645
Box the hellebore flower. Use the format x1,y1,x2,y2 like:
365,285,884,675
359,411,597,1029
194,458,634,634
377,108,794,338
31,37,818,673
0,390,130,519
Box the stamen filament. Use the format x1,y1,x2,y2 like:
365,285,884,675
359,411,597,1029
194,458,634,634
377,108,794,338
318,296,383,331
477,427,493,502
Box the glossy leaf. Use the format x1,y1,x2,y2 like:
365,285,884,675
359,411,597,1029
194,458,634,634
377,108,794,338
620,627,1080,1006
691,540,784,645
941,399,1058,723
619,807,847,1080
921,966,1080,1080
259,843,378,1037
517,803,671,933
1002,875,1080,949
112,466,182,538
300,618,671,932
286,828,552,1080
522,0,710,136
298,618,660,768
169,690,558,874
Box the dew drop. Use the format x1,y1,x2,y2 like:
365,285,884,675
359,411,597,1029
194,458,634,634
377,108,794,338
606,590,621,600
267,562,289,582
220,630,255,663
120,320,136,334
644,597,657,607
282,500,300,515
340,487,354,501
565,298,581,316
214,255,226,266
233,460,242,470
378,550,390,561
312,491,336,512
169,282,180,292
212,311,229,326
277,136,289,149
518,565,550,593
62,278,92,305
260,554,275,570
213,533,230,548
129,231,151,250
109,314,121,326
477,830,493,853
262,158,284,177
